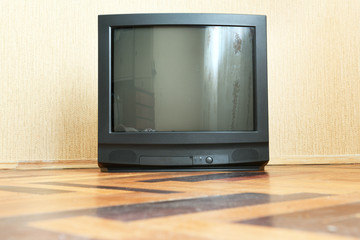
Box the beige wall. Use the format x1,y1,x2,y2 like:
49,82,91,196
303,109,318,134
1,0,359,168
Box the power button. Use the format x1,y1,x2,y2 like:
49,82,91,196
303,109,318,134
205,156,213,164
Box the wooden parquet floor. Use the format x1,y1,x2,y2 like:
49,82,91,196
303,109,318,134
0,164,359,239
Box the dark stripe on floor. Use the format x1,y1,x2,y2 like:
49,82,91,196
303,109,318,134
0,186,71,195
238,202,360,238
94,192,327,221
37,182,180,194
0,192,328,225
141,172,267,182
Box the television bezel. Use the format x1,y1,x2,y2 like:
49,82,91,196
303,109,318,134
98,13,268,145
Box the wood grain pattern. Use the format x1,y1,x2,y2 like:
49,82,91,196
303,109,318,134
0,0,359,167
0,165,360,239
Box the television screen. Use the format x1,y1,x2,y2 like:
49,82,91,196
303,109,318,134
112,26,254,132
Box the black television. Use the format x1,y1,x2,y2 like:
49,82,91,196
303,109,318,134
98,13,268,171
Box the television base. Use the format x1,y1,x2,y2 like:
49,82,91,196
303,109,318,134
99,162,268,172
98,143,269,172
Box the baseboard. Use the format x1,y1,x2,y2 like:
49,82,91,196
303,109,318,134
1,155,360,169
0,159,98,170
269,154,360,165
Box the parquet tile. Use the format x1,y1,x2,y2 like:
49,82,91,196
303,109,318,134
0,165,359,239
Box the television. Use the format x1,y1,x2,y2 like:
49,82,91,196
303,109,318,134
98,13,268,171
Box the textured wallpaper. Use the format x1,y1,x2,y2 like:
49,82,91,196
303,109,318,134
0,0,359,167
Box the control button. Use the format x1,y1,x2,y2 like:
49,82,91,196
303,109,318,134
192,155,228,165
205,156,213,164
